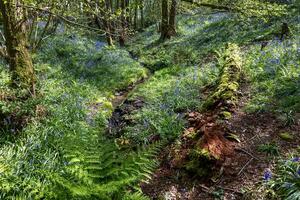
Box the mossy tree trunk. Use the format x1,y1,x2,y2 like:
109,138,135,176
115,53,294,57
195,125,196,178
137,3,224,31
0,0,36,95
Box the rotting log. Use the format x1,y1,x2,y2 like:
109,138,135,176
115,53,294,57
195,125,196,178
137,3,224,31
202,43,242,110
184,43,243,176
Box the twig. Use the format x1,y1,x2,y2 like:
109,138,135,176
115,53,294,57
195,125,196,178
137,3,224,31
235,148,260,161
238,157,254,176
217,186,244,195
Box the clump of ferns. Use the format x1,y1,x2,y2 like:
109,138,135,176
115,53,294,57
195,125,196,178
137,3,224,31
50,141,163,199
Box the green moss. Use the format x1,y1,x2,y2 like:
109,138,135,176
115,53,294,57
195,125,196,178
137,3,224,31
202,43,242,110
185,148,215,177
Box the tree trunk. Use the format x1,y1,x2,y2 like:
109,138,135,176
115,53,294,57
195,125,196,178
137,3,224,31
99,0,114,46
169,0,177,36
134,0,138,29
160,0,169,40
0,0,36,94
125,0,131,27
140,0,144,29
119,0,126,47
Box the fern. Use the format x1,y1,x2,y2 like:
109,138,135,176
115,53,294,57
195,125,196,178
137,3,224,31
51,139,163,199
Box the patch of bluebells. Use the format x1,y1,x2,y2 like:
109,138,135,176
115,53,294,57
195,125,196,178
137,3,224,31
61,93,70,100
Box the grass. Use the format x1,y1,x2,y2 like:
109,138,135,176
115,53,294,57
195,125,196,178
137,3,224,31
244,35,300,117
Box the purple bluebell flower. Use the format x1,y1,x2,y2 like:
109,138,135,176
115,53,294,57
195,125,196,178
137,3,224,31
297,169,300,176
263,169,272,181
269,58,280,65
292,157,300,162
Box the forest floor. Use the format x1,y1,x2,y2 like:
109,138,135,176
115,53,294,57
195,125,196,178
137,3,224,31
0,6,299,200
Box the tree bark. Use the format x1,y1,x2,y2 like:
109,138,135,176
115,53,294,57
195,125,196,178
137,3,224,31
169,0,177,36
160,0,169,40
98,0,114,46
134,0,138,29
119,0,126,46
0,0,36,94
140,0,144,29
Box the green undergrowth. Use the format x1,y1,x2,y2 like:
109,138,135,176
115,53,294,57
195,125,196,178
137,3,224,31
0,4,299,199
122,63,219,143
0,34,158,199
127,5,296,72
244,34,300,119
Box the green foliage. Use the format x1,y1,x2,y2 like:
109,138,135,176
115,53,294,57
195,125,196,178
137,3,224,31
203,0,288,20
0,34,156,199
244,35,300,116
258,143,280,156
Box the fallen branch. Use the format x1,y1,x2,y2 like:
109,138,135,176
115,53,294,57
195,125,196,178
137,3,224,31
235,148,260,161
182,0,232,11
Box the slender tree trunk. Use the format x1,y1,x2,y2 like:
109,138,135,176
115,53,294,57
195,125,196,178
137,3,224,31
119,0,126,46
125,0,130,27
33,14,53,52
140,0,144,29
160,0,169,40
0,0,36,95
134,0,138,29
169,0,177,36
